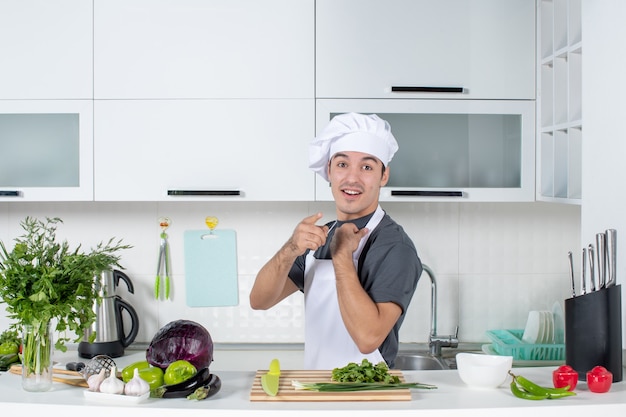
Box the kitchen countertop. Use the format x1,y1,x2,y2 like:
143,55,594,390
1,349,625,416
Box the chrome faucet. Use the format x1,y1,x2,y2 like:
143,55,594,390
422,264,459,356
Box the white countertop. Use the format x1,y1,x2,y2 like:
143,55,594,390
1,349,625,417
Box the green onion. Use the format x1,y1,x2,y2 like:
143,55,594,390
291,380,437,392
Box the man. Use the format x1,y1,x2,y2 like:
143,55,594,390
250,112,422,369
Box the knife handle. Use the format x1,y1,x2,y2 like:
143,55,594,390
606,229,617,287
588,244,596,292
581,248,587,295
596,233,607,289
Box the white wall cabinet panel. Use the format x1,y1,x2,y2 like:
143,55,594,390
0,0,93,99
0,100,94,201
94,0,314,99
537,0,582,204
316,99,536,202
94,99,314,201
316,0,535,100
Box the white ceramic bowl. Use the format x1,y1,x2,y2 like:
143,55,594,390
456,352,513,388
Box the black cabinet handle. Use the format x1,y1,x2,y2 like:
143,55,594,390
167,190,241,196
0,191,21,197
391,86,464,93
391,190,464,197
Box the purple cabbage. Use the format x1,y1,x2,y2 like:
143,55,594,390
146,320,213,370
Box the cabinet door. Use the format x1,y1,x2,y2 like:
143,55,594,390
315,99,535,202
94,99,314,201
94,0,314,99
316,0,535,100
0,100,94,201
0,0,92,99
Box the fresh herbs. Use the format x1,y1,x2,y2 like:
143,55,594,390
331,359,400,383
0,216,131,351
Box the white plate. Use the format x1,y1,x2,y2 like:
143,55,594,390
552,301,565,344
83,390,150,404
544,311,554,344
537,311,546,344
538,311,550,344
522,311,542,344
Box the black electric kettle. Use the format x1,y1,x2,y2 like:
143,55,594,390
78,269,139,358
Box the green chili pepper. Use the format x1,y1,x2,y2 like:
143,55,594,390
510,379,549,400
509,371,576,400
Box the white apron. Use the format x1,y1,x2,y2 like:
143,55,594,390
304,205,386,369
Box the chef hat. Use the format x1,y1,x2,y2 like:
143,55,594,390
309,112,399,182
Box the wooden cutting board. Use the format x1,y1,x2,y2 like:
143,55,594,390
249,370,411,402
9,364,88,388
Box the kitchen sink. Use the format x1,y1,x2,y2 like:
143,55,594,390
394,352,453,370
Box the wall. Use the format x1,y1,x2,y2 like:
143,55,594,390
0,200,579,347
581,1,626,344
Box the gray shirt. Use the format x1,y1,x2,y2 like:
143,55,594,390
288,210,422,368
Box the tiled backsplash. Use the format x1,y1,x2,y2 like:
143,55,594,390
0,201,580,346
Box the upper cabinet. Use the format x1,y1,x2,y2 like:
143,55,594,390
0,100,94,201
537,0,582,204
316,99,536,202
0,0,93,99
94,99,314,201
316,0,536,100
0,1,93,201
94,0,314,99
92,0,315,201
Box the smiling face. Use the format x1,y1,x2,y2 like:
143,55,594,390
327,151,389,220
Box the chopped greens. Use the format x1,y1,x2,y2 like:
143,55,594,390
331,359,399,383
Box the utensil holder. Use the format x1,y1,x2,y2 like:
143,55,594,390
564,285,622,382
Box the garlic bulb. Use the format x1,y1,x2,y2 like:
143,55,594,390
87,368,107,392
124,368,150,397
99,366,125,395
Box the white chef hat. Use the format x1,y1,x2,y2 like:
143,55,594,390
309,112,399,182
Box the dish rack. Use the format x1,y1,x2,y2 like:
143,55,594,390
486,329,565,361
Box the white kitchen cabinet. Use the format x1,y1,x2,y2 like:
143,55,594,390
94,0,314,100
316,99,535,202
0,0,92,99
316,0,536,100
0,100,94,201
94,99,314,201
537,0,582,204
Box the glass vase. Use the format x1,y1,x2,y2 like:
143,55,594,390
21,321,53,392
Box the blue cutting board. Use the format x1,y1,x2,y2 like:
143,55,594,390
184,229,239,307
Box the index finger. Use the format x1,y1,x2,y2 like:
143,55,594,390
302,212,324,225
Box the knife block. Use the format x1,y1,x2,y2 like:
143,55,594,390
564,285,622,382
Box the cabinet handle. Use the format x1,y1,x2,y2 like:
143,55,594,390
391,86,464,93
391,190,464,197
0,190,21,197
167,190,241,196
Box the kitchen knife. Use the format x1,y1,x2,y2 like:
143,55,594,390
581,247,587,295
588,244,596,292
596,233,607,289
568,251,576,298
606,229,617,287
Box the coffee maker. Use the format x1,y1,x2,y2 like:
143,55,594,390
78,269,139,358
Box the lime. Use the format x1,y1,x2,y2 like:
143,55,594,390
268,358,281,376
261,373,280,396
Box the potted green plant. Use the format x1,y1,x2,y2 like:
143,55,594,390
0,217,131,391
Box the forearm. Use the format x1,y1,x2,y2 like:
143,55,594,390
333,254,399,354
249,239,300,310
250,212,329,310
